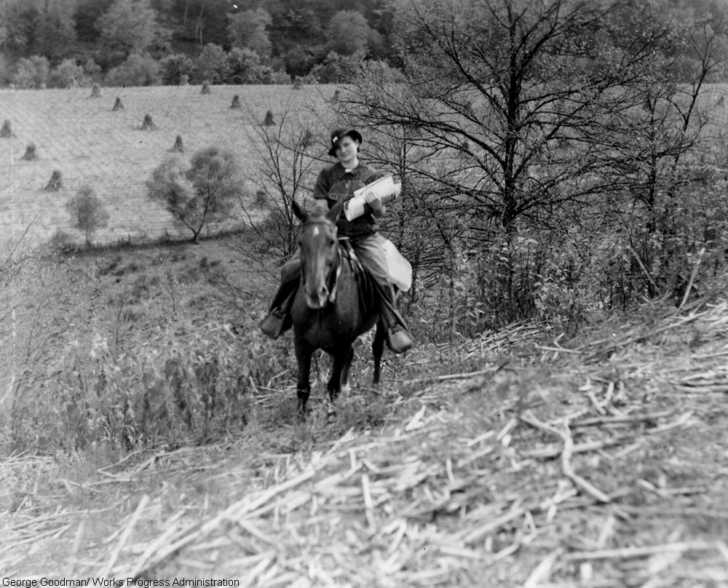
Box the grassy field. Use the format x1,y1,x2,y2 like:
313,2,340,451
0,84,336,253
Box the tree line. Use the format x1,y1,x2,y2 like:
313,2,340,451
0,0,396,86
3,0,728,88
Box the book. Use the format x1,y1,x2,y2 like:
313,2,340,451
344,174,402,221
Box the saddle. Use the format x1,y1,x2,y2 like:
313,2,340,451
337,237,363,272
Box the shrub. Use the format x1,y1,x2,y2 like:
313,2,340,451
225,47,273,84
49,59,88,88
269,69,292,84
83,58,102,80
159,53,194,85
146,148,243,242
7,317,277,451
65,185,110,246
0,53,11,85
309,51,364,84
13,55,50,89
195,43,228,84
45,229,76,255
105,53,161,87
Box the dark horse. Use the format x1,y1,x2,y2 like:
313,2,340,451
290,200,386,418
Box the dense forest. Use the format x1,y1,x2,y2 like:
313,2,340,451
2,0,728,87
0,0,399,86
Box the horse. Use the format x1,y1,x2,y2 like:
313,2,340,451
289,200,386,418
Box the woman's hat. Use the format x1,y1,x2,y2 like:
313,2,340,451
328,128,363,156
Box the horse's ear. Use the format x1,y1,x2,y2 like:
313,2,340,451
291,199,308,222
326,202,343,223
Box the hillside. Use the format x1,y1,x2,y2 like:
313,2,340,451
0,84,335,254
1,244,726,584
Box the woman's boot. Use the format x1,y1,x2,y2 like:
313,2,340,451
260,278,298,339
378,283,413,353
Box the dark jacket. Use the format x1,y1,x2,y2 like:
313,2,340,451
312,162,385,239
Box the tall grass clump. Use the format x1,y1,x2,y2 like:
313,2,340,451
3,256,291,453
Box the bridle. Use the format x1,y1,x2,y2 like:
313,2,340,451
300,217,343,305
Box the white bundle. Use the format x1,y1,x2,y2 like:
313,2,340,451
344,174,402,221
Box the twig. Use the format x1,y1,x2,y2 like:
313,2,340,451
521,437,627,460
128,511,186,578
460,502,524,545
571,410,673,428
521,412,610,503
136,466,319,574
627,244,659,294
399,361,509,386
99,494,150,577
361,473,376,531
560,424,611,503
534,345,580,354
67,520,85,577
679,247,706,309
523,549,562,587
563,541,714,561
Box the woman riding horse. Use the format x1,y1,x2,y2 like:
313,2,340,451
260,128,413,353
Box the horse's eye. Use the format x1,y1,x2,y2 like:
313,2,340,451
328,238,336,247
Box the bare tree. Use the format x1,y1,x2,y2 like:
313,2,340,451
240,108,320,259
343,0,677,234
147,148,242,243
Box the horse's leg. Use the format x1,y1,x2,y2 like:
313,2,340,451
339,344,354,398
326,345,353,420
372,319,386,385
294,338,313,418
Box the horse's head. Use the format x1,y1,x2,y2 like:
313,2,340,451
293,200,343,309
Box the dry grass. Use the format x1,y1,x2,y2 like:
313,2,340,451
1,278,726,585
0,85,335,253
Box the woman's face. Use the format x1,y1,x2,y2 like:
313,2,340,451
335,136,359,163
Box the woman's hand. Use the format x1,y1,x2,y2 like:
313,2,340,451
366,195,385,217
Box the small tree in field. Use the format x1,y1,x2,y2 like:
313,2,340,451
147,148,242,242
66,185,109,246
